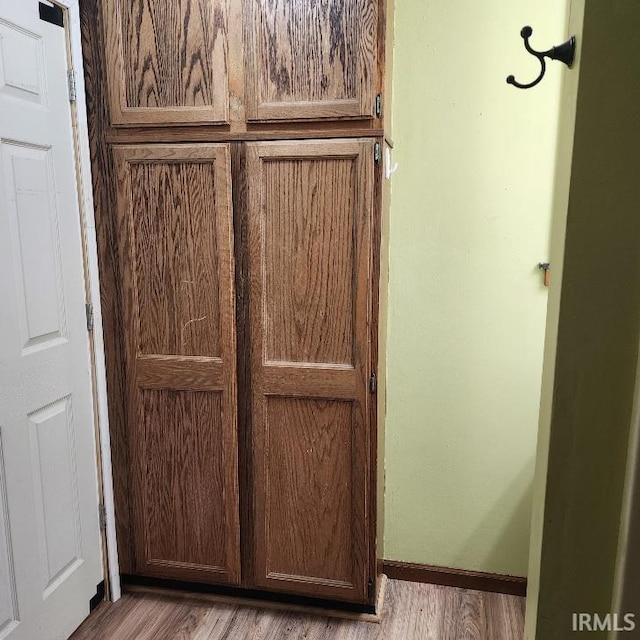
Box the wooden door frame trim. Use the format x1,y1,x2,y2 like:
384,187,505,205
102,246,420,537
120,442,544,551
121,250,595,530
382,560,527,597
63,0,121,601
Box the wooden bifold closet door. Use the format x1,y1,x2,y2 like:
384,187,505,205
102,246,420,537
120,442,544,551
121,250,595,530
245,139,375,602
113,144,241,584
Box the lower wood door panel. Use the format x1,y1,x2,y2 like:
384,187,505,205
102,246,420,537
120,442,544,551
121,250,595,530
245,139,375,603
113,144,241,584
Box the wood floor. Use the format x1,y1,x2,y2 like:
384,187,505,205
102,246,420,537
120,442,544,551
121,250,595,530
71,579,526,640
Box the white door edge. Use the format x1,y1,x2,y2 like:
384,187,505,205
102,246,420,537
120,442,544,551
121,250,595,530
61,0,121,602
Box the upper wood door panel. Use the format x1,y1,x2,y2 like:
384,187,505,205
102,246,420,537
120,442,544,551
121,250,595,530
104,0,229,126
113,144,241,584
243,0,378,122
245,139,374,603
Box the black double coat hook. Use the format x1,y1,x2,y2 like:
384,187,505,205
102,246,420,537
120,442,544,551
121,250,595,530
507,26,576,90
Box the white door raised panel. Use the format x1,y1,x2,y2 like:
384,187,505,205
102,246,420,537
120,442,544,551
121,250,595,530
0,2,102,639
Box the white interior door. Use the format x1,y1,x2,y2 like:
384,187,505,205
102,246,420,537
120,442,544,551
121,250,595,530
0,2,103,639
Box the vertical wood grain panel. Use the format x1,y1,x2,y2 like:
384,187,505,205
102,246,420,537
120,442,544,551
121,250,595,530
104,0,229,125
246,139,374,603
263,158,355,365
244,0,377,121
131,162,221,357
142,390,229,571
265,398,354,584
114,144,240,584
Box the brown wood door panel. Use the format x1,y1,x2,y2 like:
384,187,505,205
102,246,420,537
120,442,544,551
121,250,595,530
113,144,241,584
104,0,230,126
245,139,374,602
243,0,378,122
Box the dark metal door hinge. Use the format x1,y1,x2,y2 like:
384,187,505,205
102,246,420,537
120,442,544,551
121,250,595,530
370,373,377,394
67,69,77,102
374,142,381,164
85,303,94,332
99,504,107,530
375,94,383,118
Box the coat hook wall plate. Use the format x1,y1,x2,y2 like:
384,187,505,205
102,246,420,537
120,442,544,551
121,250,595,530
507,26,576,90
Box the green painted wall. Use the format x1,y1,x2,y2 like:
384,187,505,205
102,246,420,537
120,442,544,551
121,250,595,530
384,0,568,576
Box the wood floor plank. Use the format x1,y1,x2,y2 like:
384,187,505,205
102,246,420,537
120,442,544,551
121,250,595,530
454,588,484,640
483,592,527,640
70,580,526,640
190,604,239,640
